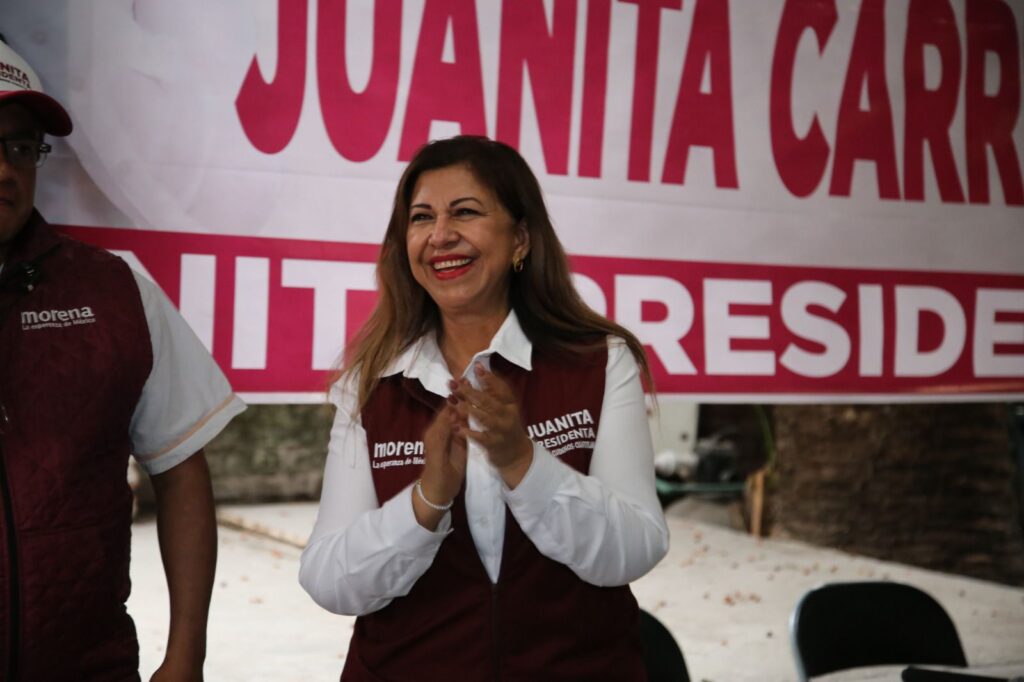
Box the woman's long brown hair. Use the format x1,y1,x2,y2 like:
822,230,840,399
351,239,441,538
340,136,652,408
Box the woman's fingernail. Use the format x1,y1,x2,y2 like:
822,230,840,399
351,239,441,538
447,394,458,405
475,362,485,374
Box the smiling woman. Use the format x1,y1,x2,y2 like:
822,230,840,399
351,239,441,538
405,164,529,327
299,136,670,681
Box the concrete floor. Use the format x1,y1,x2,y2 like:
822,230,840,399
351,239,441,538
127,502,1024,681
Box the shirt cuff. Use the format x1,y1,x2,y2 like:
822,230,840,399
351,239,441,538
503,442,574,515
380,481,452,555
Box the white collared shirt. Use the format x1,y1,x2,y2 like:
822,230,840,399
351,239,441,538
299,312,669,616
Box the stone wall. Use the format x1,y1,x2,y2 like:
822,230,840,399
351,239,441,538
205,404,333,502
771,403,1024,585
134,404,333,507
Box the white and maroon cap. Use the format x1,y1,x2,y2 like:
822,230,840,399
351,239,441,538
0,39,72,136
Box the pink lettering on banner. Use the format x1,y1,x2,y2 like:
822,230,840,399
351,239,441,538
236,0,308,154
60,226,1024,401
965,0,1024,206
398,0,488,160
620,0,682,182
770,0,836,198
496,0,577,176
903,0,964,203
317,0,402,162
662,0,737,189
578,0,612,178
233,0,1024,205
829,0,900,200
767,0,1023,204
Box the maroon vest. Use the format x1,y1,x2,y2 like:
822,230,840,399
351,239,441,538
348,346,645,682
0,212,152,681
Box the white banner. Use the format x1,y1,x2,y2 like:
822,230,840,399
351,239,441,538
5,0,1023,401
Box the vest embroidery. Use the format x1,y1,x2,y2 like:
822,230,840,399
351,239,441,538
525,408,597,456
20,305,97,330
371,439,426,469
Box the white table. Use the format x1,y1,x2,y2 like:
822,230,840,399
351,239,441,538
823,662,1024,681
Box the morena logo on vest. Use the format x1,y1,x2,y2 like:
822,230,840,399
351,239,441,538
20,306,97,331
371,410,598,467
372,440,425,470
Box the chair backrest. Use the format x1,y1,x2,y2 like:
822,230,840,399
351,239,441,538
789,581,968,681
639,609,689,682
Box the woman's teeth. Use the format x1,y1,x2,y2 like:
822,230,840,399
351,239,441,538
433,258,472,271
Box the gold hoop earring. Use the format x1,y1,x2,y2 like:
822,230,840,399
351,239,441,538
512,257,525,273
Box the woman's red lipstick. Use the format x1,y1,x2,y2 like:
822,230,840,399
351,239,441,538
430,256,474,280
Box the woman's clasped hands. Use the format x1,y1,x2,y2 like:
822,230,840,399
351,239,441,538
415,362,534,527
449,362,533,487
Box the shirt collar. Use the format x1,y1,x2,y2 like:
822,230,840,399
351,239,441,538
383,309,534,396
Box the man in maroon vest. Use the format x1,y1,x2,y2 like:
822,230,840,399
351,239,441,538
0,38,245,680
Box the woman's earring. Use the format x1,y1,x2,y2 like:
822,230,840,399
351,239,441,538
512,256,525,273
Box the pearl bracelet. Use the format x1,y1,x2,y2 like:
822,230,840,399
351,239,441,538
415,480,453,511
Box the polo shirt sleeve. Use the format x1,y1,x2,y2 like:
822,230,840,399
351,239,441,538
128,271,246,475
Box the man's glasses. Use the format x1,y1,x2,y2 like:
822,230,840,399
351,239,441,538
0,137,52,169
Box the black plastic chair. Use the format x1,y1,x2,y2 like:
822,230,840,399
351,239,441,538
639,609,689,682
789,581,968,681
